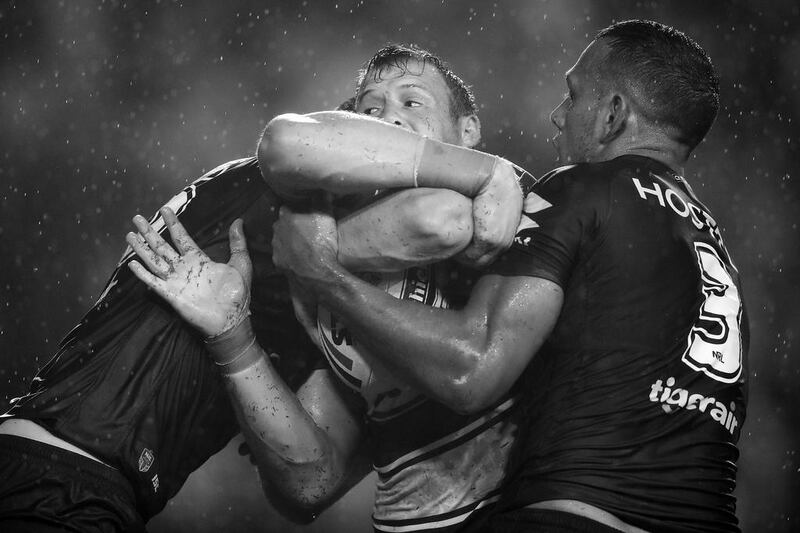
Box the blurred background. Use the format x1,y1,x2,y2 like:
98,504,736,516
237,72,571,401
1,0,797,531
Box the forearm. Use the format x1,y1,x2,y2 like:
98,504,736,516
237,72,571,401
259,111,496,199
311,266,490,412
210,324,348,517
337,188,473,272
305,265,561,414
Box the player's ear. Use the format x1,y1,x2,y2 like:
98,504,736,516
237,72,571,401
598,93,628,145
458,114,481,148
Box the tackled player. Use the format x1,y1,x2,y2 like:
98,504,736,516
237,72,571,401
126,45,533,533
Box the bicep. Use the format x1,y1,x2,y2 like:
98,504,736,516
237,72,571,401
465,274,563,406
338,188,472,272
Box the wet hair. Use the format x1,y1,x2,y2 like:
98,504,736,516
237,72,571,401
336,96,357,112
355,43,477,119
596,20,720,150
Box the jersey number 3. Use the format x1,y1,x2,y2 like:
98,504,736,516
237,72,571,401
682,242,743,383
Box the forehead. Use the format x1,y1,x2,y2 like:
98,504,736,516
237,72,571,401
566,39,608,83
358,57,451,99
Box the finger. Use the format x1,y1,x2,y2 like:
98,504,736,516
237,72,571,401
227,219,252,282
161,206,200,256
132,214,180,263
128,259,170,298
126,231,170,277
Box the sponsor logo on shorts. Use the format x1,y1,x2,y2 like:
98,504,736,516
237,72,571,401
649,376,740,435
151,474,160,493
138,448,155,472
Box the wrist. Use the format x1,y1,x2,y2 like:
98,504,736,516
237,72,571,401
204,318,262,374
416,138,497,197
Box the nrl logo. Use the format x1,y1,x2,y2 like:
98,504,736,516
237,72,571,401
138,448,155,473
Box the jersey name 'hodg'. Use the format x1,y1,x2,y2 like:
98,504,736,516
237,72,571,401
490,155,748,533
318,266,521,533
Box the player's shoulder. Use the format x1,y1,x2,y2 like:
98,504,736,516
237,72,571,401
185,156,268,201
198,156,259,181
537,155,665,201
541,156,650,184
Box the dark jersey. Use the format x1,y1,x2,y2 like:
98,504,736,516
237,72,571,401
489,155,748,532
4,157,319,520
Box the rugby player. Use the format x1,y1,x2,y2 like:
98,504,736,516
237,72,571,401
272,22,749,533
127,45,532,532
0,58,521,533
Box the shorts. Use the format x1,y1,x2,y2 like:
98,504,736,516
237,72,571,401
487,507,624,533
0,435,146,533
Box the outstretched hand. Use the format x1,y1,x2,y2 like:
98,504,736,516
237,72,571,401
126,206,252,338
458,157,523,268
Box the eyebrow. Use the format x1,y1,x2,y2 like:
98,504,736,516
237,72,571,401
398,81,432,92
359,81,433,98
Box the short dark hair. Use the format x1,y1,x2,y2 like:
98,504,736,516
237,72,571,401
336,96,357,112
355,44,477,119
596,20,719,150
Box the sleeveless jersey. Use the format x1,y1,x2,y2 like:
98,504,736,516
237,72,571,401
4,157,319,519
318,265,522,533
488,155,748,532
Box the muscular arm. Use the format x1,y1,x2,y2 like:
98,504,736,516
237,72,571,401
272,208,564,414
337,188,472,271
259,111,525,267
222,351,369,521
125,208,368,521
258,111,497,199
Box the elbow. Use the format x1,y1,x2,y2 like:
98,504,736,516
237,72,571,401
440,346,512,415
258,113,311,179
446,381,500,416
405,189,473,254
259,471,336,525
437,356,500,416
266,491,324,525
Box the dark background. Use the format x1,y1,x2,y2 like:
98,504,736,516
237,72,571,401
1,1,797,531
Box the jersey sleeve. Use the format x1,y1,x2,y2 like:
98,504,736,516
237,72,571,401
487,165,609,288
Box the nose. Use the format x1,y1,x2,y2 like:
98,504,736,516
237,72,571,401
550,101,565,130
378,102,405,128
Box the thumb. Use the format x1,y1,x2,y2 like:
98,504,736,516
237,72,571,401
228,219,252,283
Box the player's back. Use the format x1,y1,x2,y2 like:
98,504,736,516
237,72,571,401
4,157,318,519
503,155,748,532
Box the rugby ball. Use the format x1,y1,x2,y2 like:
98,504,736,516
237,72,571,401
317,266,447,417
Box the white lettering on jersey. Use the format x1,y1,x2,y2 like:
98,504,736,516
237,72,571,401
631,175,733,270
683,243,744,383
632,176,744,384
649,376,740,435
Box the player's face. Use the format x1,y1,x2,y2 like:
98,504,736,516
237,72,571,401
356,58,464,145
550,40,608,163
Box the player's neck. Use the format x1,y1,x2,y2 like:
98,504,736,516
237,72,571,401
600,135,689,175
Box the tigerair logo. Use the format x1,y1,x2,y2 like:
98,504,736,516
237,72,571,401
649,377,740,435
